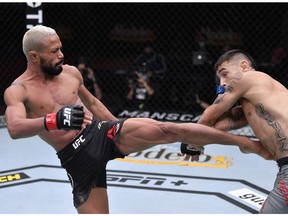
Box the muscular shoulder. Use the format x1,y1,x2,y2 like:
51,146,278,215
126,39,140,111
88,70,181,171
62,64,81,76
243,71,270,80
240,71,278,99
62,64,83,83
4,81,28,105
243,71,275,88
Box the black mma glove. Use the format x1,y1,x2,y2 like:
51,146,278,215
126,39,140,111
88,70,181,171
44,105,84,131
180,143,205,156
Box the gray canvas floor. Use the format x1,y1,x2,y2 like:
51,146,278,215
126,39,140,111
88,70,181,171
0,127,278,214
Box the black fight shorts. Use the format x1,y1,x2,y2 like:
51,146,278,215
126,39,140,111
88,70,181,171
56,118,126,208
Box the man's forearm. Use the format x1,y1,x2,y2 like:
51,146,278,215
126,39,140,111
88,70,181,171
6,117,46,139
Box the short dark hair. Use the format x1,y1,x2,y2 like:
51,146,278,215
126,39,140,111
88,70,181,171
213,49,257,72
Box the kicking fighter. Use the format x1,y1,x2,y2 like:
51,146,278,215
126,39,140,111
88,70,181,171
4,26,272,214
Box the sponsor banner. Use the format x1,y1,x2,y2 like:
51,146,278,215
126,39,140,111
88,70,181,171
0,172,30,184
26,2,43,29
196,27,243,46
228,188,267,209
106,171,265,213
116,145,233,169
118,109,200,122
0,165,267,213
110,24,156,42
117,110,257,138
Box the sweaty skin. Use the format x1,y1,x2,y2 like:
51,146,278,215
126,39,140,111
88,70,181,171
4,32,119,213
5,29,274,214
198,57,288,161
4,34,117,152
5,64,96,151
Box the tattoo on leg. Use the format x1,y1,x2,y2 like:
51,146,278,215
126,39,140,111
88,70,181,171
255,103,288,152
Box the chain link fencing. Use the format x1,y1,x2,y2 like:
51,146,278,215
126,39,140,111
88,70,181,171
1,3,288,135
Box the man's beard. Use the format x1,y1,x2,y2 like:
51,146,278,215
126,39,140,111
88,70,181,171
40,58,64,76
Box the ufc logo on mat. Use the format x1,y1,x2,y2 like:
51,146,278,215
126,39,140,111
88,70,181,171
64,108,71,126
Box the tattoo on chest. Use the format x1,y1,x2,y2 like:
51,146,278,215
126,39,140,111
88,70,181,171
255,103,288,152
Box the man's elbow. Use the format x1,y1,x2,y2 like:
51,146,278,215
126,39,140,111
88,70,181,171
197,116,215,127
7,127,23,139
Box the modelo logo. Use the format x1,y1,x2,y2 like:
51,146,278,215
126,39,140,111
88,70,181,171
117,147,233,168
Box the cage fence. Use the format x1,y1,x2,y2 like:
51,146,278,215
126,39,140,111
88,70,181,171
1,3,287,137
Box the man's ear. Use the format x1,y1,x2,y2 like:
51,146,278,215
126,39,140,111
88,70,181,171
240,60,250,72
28,50,39,62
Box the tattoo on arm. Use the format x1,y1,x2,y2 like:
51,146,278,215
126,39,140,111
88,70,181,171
213,95,223,104
255,103,288,152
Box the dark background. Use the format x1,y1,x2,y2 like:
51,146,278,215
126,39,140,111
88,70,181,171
1,3,288,116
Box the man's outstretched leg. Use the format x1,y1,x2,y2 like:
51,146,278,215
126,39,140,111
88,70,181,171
116,118,268,157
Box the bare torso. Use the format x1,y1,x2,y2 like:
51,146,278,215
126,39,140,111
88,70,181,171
240,72,288,160
14,65,92,151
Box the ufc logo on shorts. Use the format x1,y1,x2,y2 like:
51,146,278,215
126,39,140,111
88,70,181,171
63,108,71,126
72,135,86,149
